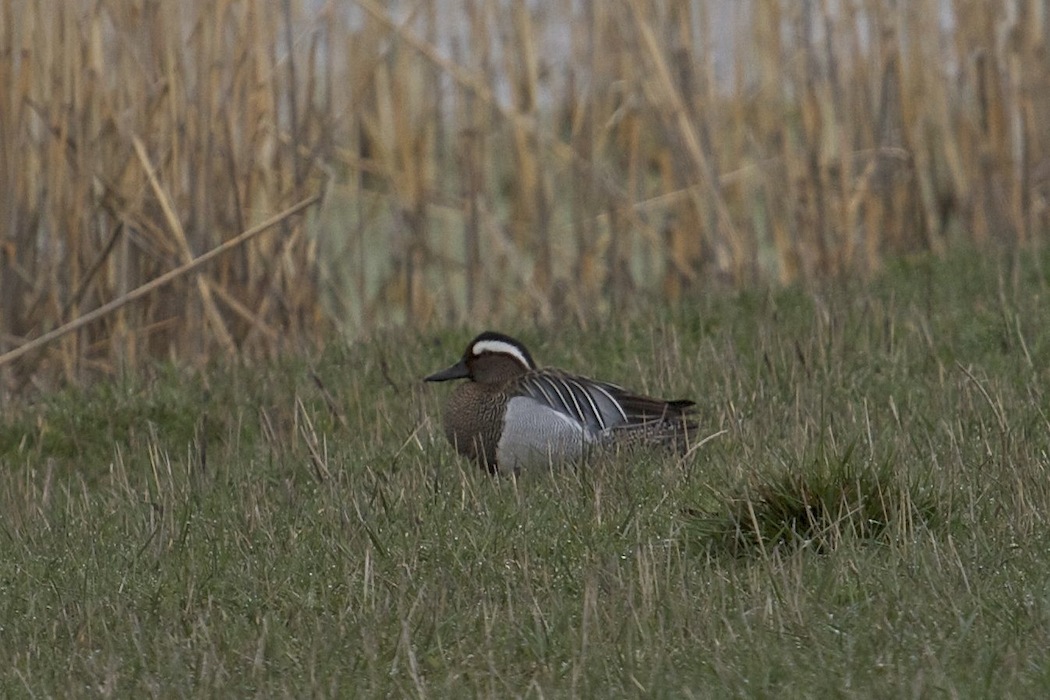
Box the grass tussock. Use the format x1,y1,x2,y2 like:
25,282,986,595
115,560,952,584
687,444,938,557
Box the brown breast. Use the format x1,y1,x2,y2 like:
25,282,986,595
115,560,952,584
443,382,508,473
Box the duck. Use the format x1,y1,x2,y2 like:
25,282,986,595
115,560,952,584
425,331,696,474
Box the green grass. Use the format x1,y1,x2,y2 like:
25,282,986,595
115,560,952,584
2,248,1050,696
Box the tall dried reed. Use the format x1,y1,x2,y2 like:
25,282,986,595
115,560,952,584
1,0,1046,391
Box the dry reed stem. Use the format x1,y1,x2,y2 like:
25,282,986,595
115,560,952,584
628,0,741,269
132,135,237,354
0,194,320,369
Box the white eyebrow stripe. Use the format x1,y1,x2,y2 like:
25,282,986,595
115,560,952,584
471,339,532,368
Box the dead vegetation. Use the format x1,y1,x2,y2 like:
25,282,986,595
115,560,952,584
1,1,1047,390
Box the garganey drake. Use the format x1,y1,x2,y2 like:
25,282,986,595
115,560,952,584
425,331,696,474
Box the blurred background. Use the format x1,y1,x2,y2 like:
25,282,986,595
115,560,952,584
0,0,1046,389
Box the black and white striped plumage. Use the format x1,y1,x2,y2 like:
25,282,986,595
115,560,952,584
425,331,696,474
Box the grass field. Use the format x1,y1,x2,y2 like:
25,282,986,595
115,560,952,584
1,247,1049,696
